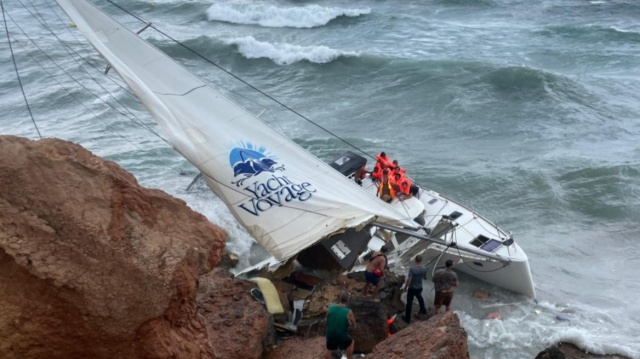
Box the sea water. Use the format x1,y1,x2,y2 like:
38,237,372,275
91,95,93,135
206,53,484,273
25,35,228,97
1,0,639,358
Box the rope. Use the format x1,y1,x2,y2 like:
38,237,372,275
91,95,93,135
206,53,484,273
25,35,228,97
102,0,377,162
1,0,42,139
15,0,168,145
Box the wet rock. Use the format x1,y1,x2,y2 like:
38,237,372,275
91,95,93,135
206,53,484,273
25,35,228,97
536,343,633,359
218,252,240,269
366,312,469,359
472,290,491,299
535,346,565,359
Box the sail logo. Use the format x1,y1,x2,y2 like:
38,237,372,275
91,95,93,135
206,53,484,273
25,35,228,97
230,143,316,216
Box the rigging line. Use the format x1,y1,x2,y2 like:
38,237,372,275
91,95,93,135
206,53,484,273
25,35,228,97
15,0,166,145
6,20,147,160
154,84,206,97
42,0,128,90
1,0,42,139
5,11,182,175
103,0,377,162
5,9,139,130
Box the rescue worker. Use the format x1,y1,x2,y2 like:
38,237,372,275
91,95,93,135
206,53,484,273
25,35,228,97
372,152,394,181
377,169,395,203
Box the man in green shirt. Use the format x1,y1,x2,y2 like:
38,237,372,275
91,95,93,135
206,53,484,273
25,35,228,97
325,292,357,359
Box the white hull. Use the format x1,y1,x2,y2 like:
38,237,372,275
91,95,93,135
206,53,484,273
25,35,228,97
359,177,536,299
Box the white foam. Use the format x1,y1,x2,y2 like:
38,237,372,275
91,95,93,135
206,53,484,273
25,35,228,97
459,298,640,358
223,36,359,65
609,26,636,34
206,2,370,28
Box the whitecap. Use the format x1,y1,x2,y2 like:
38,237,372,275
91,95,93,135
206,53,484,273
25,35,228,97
206,2,370,28
223,36,359,65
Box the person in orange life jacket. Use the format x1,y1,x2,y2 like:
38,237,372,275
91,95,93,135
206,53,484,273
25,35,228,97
391,159,404,173
371,162,388,182
377,169,395,203
376,152,394,169
392,164,420,197
394,172,413,197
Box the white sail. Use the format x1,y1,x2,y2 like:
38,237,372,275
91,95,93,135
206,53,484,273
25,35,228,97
55,0,423,261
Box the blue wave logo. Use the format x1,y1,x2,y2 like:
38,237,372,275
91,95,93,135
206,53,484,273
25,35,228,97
230,144,284,186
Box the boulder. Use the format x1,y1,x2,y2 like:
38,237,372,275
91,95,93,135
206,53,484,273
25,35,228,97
196,268,275,359
263,337,326,359
366,312,469,359
0,136,269,359
536,343,632,359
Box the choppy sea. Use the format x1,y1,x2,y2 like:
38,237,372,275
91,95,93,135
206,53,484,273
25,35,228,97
2,0,639,357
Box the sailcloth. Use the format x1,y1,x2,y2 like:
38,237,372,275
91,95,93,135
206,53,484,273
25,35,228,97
56,0,420,260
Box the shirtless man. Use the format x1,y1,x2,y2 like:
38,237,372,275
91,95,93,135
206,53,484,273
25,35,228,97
362,245,388,301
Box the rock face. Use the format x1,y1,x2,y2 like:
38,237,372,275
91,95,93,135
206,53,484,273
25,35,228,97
196,268,275,359
0,136,270,359
366,312,470,359
263,337,327,359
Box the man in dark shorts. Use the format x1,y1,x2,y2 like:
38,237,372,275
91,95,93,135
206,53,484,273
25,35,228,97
362,245,388,301
325,292,356,359
402,255,428,323
432,259,459,315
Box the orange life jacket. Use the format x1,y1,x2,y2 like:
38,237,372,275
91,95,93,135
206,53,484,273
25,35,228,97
375,153,394,169
398,176,412,196
371,162,383,180
386,317,395,337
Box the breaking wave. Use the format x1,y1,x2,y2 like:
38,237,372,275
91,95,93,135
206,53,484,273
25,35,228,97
223,36,359,65
206,2,370,28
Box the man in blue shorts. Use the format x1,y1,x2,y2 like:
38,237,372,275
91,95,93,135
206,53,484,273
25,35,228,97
362,245,388,301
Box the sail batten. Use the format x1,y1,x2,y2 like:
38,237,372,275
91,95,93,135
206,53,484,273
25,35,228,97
56,0,424,261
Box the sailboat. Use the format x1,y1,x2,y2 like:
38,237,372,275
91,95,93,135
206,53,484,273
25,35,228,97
54,0,535,298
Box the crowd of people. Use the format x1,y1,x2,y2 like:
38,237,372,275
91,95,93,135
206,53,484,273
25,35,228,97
326,255,460,358
356,151,419,203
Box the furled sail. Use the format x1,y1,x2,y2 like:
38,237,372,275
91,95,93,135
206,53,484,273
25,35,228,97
56,0,422,261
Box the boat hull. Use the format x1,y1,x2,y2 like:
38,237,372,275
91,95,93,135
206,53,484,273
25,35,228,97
422,245,535,298
356,174,536,299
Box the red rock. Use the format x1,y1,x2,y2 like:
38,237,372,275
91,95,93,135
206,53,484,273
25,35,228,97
366,312,470,359
0,136,271,359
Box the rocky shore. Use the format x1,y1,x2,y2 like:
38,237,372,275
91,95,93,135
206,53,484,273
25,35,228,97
0,136,630,359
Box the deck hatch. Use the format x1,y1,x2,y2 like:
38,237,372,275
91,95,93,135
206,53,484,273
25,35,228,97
480,238,502,252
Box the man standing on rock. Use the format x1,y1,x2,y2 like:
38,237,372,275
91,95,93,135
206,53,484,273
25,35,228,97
432,259,459,315
325,292,356,359
362,245,388,302
402,255,428,323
